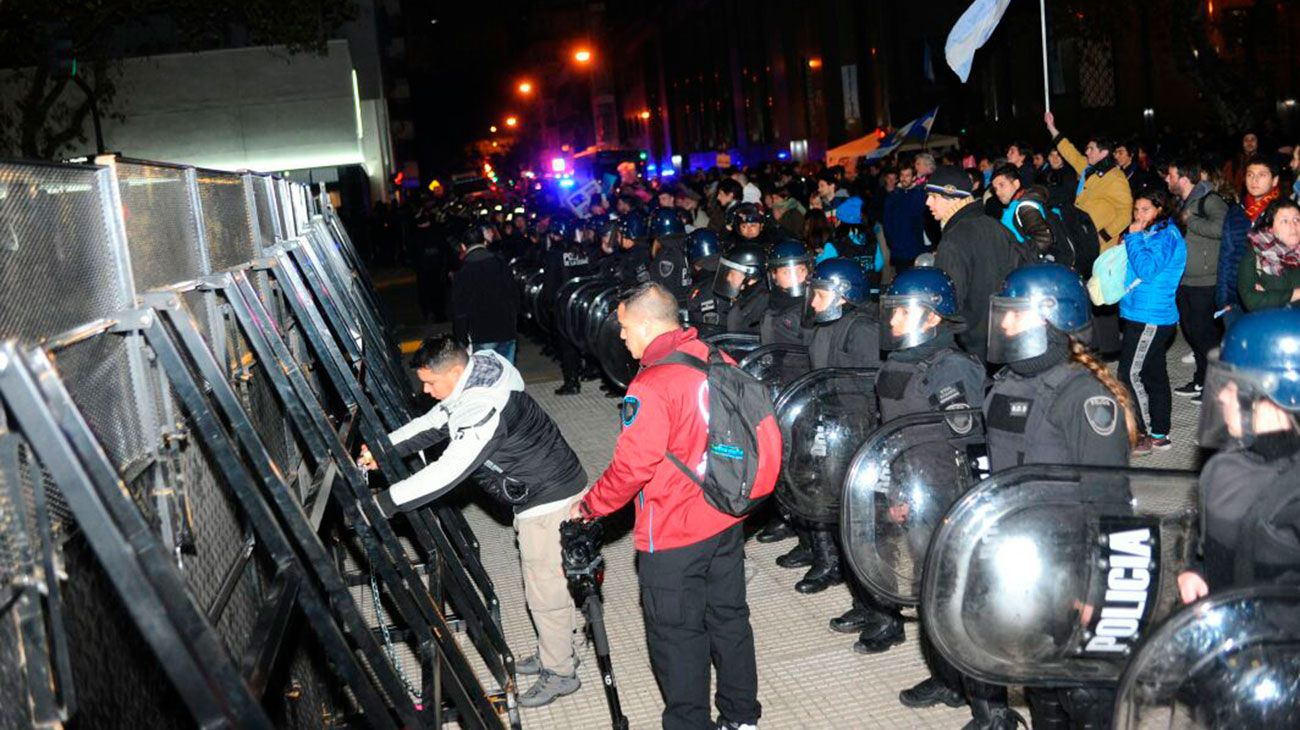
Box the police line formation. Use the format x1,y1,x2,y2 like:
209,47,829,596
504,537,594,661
0,154,1295,730
504,179,1300,729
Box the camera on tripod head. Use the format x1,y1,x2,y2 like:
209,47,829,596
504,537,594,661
559,518,605,585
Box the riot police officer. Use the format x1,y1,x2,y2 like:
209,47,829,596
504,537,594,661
778,259,882,595
869,269,988,707
684,228,730,338
1179,308,1300,606
984,263,1136,730
761,239,813,347
728,202,777,248
646,207,693,306
600,212,652,285
715,243,768,335
544,217,595,395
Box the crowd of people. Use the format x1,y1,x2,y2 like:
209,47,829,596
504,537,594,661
362,117,1300,730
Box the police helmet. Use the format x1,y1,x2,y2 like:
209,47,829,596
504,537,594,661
1198,308,1300,448
734,203,766,225
713,243,766,299
880,267,960,350
686,229,721,267
615,212,648,247
805,257,868,324
987,263,1090,363
768,239,812,297
649,206,686,239
549,216,577,243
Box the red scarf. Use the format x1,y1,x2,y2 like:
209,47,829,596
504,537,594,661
1245,188,1281,222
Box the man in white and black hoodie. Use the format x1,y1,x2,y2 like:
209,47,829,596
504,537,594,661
369,336,588,708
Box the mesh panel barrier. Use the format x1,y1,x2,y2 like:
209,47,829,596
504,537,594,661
250,174,280,251
114,160,208,290
195,170,258,273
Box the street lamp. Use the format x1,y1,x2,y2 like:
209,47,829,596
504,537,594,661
505,116,519,128
639,110,651,120
490,125,498,133
517,80,533,95
573,48,593,64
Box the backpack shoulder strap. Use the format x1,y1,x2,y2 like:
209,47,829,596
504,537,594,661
657,349,709,372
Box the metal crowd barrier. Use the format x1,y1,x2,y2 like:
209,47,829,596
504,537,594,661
0,158,516,728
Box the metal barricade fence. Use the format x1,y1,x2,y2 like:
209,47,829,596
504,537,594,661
0,159,513,729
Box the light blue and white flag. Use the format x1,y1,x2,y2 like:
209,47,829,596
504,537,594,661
945,0,1013,82
865,107,939,161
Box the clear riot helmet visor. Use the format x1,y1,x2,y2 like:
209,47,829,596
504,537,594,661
986,296,1051,363
805,281,845,324
880,295,941,350
713,258,755,299
1197,361,1300,449
769,260,810,297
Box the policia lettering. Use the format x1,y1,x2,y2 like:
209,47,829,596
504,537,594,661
1085,521,1159,655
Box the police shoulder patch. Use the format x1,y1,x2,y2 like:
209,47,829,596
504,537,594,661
1083,395,1118,437
658,260,675,278
621,395,641,428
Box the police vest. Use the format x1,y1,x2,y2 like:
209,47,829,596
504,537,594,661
984,361,1092,472
1200,449,1300,589
808,309,880,370
875,347,984,424
759,296,805,347
648,238,692,302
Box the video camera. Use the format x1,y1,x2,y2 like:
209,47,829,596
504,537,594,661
560,518,605,584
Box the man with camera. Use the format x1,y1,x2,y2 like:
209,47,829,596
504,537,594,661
570,282,762,730
365,335,587,708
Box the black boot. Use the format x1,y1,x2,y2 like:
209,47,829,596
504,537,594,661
828,601,868,633
852,610,904,654
961,699,1023,730
899,676,965,708
775,530,813,569
1026,688,1070,730
794,530,843,594
756,517,794,543
554,379,581,395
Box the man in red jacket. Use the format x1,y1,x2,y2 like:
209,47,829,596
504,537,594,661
570,282,761,730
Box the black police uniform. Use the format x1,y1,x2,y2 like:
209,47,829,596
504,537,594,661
600,244,652,285
808,307,882,371
1194,435,1300,591
759,292,807,347
544,237,595,391
648,234,694,305
686,269,731,339
983,337,1130,730
877,330,989,705
727,281,769,335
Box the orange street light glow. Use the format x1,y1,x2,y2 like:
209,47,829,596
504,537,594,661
639,110,651,120
808,58,822,69
505,116,518,127
517,81,533,95
574,49,593,64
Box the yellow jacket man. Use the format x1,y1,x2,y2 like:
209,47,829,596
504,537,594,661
1045,111,1133,252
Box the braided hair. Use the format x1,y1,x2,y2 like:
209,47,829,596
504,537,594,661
1068,337,1139,448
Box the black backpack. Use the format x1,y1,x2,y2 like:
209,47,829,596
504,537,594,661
1047,204,1101,278
656,346,782,516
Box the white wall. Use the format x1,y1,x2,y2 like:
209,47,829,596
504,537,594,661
87,40,369,175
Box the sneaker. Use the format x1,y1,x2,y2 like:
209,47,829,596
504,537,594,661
1132,436,1154,457
1190,392,1202,405
1150,436,1173,451
716,720,758,730
1174,382,1202,398
1181,351,1196,364
514,653,579,677
518,669,581,708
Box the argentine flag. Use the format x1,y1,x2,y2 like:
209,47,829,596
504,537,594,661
945,0,1013,82
865,107,939,161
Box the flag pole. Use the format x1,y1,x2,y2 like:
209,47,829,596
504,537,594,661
1040,0,1051,113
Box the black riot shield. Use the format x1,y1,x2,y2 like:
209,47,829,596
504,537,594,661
559,277,608,349
594,306,637,390
1113,585,1300,730
523,268,549,332
702,332,761,362
841,408,987,606
922,465,1200,687
583,284,623,354
738,344,812,400
773,368,879,525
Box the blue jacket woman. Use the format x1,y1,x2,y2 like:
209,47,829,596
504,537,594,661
1119,218,1186,326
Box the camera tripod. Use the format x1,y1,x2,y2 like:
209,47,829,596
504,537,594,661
561,519,629,730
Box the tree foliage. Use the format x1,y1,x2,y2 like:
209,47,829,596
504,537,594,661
0,0,356,158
